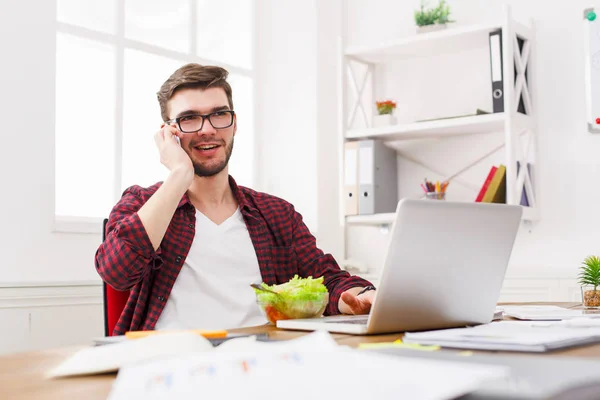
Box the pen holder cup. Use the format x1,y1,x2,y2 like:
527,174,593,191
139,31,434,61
425,192,446,200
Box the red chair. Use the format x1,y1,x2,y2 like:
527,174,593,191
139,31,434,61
102,218,130,336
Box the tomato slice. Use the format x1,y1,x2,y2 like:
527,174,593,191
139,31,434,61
264,305,289,324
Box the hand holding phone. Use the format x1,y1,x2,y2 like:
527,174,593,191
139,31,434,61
154,124,192,175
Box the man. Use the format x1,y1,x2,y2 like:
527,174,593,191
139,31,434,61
95,63,375,335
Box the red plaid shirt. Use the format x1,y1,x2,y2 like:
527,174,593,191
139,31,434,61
95,176,372,335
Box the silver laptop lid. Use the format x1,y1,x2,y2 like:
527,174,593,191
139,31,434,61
367,199,522,333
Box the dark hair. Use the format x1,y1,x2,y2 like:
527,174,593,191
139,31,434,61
157,63,233,121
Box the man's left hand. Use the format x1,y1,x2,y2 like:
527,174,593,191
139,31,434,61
339,287,376,315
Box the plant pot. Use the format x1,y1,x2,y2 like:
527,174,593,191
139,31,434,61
372,114,397,128
581,286,600,309
416,23,447,34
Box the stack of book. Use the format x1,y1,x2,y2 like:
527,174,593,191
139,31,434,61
475,162,532,205
475,165,506,203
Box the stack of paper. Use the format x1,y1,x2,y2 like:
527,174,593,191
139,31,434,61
47,332,215,378
403,320,600,352
106,331,510,400
499,305,600,320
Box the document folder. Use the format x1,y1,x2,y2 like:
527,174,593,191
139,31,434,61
344,141,359,215
357,140,397,215
489,29,504,113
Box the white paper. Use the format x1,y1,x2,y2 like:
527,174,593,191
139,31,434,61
48,330,337,379
404,320,600,352
500,305,600,321
47,332,214,378
108,331,509,400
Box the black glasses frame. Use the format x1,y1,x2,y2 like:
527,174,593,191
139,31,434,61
166,110,235,133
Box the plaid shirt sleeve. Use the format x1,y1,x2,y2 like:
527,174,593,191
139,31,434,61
95,186,163,291
290,206,373,315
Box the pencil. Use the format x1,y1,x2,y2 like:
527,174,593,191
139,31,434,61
125,329,228,340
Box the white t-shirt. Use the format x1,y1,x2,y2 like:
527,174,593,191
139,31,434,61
154,208,267,330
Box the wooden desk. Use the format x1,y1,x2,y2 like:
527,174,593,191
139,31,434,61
2,302,600,400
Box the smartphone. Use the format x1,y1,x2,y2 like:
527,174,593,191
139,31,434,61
161,123,181,146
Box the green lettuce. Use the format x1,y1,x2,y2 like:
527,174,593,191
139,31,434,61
254,275,329,318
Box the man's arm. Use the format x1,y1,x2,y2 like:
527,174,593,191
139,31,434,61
137,125,194,250
137,167,191,250
95,187,163,291
95,125,193,290
290,206,373,315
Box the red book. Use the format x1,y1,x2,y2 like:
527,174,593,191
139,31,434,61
475,166,498,202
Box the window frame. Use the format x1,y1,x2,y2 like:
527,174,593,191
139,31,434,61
54,0,256,233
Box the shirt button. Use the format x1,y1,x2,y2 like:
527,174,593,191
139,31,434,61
188,223,193,229
157,296,165,301
175,256,182,263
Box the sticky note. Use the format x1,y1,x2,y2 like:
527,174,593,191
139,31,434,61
358,340,440,351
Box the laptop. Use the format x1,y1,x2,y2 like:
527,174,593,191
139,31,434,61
277,198,523,335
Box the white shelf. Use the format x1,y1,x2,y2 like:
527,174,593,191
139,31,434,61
346,213,396,226
521,206,540,221
346,204,539,226
346,112,534,142
345,23,501,63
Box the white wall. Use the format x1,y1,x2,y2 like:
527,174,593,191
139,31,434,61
255,0,319,233
315,0,346,262
0,0,105,354
0,283,103,355
340,0,600,284
0,0,103,284
254,0,348,260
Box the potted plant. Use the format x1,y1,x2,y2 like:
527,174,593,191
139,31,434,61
578,255,600,309
373,100,397,127
414,0,454,34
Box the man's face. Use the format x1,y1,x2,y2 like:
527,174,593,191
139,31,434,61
167,87,236,177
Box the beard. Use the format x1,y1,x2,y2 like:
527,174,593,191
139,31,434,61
191,137,234,177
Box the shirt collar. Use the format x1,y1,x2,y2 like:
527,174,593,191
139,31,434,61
177,192,192,209
175,175,259,215
228,175,259,216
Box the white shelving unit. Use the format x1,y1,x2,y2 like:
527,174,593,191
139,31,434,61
345,112,534,142
346,205,538,226
338,5,538,236
344,20,532,63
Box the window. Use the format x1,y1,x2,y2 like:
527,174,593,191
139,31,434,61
55,0,255,232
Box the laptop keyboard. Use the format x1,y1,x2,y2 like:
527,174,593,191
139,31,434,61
324,315,369,324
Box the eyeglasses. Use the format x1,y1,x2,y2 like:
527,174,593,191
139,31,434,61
166,110,235,133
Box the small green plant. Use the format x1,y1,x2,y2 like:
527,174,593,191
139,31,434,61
437,0,452,24
414,0,454,27
579,255,600,290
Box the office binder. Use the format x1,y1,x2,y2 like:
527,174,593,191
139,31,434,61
357,140,398,215
344,141,359,215
489,30,504,113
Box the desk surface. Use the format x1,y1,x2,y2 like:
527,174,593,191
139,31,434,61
2,302,600,400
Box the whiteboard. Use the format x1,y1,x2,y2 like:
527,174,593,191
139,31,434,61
584,7,600,133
